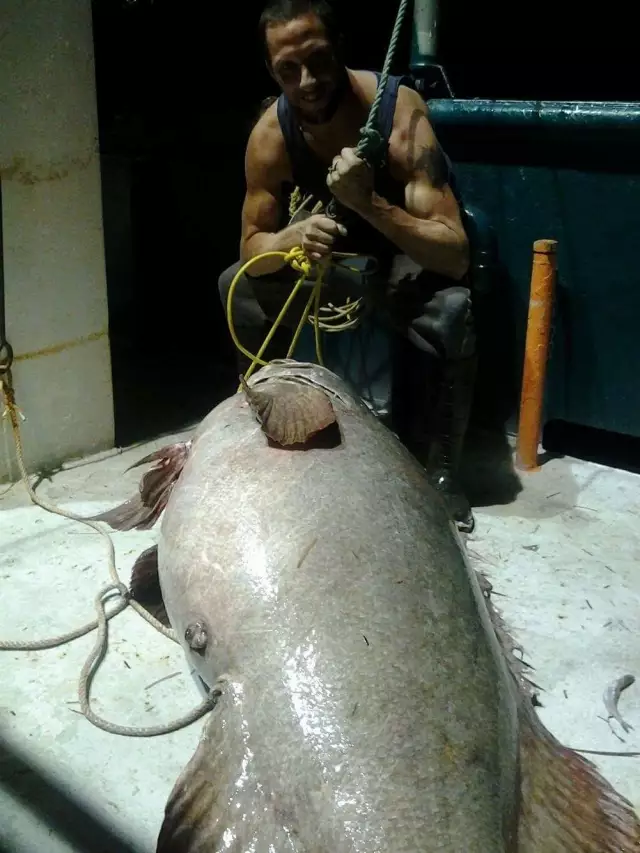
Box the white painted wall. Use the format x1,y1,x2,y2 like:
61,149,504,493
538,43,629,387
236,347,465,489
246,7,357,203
0,0,114,481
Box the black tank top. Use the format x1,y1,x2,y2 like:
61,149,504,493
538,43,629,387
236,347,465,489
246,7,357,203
276,72,460,268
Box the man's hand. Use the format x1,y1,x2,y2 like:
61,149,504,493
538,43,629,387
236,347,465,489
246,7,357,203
300,214,347,263
326,147,374,213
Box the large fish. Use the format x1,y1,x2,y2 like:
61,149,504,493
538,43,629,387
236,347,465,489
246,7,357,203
93,360,639,852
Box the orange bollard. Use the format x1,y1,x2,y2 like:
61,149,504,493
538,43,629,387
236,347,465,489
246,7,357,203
516,239,558,472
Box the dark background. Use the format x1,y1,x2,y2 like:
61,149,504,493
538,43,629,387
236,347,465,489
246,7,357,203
90,0,637,446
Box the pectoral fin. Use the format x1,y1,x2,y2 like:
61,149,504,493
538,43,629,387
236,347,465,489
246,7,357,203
241,375,337,447
156,680,297,853
88,441,191,531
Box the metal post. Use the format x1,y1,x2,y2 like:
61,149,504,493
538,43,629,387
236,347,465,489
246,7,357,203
410,0,439,69
516,240,558,471
409,0,454,99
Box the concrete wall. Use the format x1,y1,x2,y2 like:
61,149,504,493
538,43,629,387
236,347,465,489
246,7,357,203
0,0,114,482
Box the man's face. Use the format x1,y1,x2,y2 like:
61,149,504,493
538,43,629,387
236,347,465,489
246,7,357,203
265,12,344,123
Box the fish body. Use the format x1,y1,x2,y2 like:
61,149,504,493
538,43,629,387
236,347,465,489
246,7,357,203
94,360,640,852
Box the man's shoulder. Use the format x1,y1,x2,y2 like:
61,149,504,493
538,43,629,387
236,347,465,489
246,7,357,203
351,68,420,106
394,80,430,121
385,82,452,187
249,99,284,148
352,70,431,145
389,83,438,149
247,99,288,167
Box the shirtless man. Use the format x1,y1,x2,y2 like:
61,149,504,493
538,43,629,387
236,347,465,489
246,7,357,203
218,0,476,532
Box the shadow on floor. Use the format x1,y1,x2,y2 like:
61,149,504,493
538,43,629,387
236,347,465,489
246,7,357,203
460,425,524,509
0,733,142,853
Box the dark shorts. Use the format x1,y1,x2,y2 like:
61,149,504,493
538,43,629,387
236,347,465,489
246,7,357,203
218,254,475,365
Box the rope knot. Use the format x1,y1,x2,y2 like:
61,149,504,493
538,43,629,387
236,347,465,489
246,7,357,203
285,246,312,276
355,126,387,167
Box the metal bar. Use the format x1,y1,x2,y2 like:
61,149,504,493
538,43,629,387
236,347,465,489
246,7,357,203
427,100,640,133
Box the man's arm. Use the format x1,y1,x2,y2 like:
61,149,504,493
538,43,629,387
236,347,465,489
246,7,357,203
239,112,305,277
348,87,470,281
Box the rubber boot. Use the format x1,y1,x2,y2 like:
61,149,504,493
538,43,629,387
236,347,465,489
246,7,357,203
389,336,440,446
424,354,477,534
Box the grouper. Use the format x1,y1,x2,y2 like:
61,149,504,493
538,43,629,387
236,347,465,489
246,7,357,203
93,359,639,852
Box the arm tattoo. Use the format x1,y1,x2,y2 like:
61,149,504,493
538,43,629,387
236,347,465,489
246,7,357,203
415,143,449,189
406,107,450,189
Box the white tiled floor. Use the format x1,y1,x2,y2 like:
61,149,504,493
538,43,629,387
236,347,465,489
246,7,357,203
0,426,638,852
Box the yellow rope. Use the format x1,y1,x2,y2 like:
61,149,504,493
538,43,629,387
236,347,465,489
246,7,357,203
227,189,382,386
226,247,326,389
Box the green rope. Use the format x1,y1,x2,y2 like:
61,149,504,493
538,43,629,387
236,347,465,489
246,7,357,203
355,0,411,168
